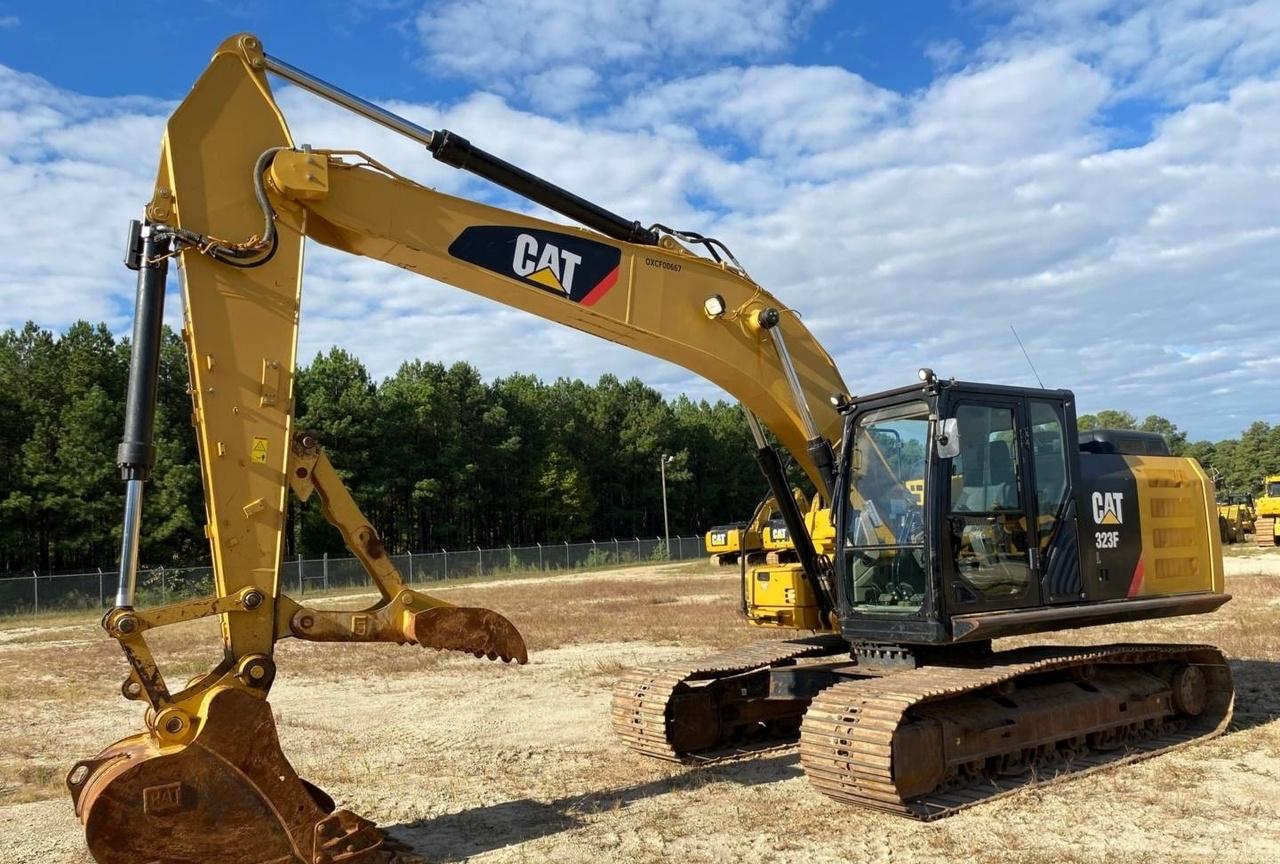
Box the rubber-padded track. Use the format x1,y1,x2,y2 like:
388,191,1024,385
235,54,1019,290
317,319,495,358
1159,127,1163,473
799,643,1233,820
611,636,848,761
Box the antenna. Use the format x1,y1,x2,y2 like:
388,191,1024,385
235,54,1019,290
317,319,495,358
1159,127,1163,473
1010,325,1045,389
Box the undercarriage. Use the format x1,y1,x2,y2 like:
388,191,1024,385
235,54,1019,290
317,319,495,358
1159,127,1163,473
612,639,1233,818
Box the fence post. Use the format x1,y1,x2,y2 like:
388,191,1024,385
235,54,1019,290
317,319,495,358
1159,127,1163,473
297,553,304,595
477,546,483,576
160,567,166,604
615,538,619,560
537,542,542,571
442,548,448,580
32,570,38,619
323,552,329,591
407,550,413,583
98,567,104,609
564,540,569,569
636,537,641,560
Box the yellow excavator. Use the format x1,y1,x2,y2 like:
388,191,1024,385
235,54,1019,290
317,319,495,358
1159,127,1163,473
704,495,773,567
706,489,813,567
71,34,1234,863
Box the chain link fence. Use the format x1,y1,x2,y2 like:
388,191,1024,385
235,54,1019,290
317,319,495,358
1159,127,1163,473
0,535,705,619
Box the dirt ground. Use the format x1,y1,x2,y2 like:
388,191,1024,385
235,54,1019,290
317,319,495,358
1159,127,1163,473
1,553,1278,864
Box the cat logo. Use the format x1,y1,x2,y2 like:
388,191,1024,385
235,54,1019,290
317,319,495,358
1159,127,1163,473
1091,491,1125,525
448,226,622,305
512,233,581,295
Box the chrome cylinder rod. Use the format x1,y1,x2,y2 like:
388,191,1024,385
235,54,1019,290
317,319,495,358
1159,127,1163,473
116,480,143,608
742,405,769,449
767,323,822,443
263,54,437,148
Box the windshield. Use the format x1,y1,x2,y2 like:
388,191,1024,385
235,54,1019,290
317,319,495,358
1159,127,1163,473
1269,482,1280,498
842,401,930,614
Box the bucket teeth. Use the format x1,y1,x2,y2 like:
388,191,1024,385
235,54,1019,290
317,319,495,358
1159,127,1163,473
408,606,528,664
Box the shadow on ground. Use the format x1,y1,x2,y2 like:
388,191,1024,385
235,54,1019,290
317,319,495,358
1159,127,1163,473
387,752,801,861
1229,658,1280,731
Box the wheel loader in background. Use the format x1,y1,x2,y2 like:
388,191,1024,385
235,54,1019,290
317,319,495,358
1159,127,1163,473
1216,491,1256,544
1256,475,1280,546
73,33,1235,863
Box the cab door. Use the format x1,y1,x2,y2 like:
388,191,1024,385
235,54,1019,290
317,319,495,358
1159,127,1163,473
941,398,1042,612
1024,397,1084,603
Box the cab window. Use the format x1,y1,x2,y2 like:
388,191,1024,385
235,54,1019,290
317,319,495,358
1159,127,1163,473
845,401,930,613
947,404,1033,605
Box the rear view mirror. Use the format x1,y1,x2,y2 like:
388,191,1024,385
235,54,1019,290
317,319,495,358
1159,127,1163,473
936,418,960,459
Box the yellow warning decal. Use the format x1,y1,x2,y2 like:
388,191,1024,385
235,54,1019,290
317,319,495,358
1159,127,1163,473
251,436,269,464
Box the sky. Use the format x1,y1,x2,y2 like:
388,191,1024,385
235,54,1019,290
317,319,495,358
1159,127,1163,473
1,0,1278,442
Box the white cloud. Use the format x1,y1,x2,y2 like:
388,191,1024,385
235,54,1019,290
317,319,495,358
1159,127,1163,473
0,66,167,331
1,1,1278,442
991,0,1280,105
414,0,827,109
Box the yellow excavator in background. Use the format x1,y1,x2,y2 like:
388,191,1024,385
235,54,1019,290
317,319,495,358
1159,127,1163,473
704,494,775,567
72,34,1235,863
705,517,761,566
705,489,813,567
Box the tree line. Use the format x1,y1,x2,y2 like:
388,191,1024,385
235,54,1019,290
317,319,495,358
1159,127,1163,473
3,322,1278,574
0,322,764,574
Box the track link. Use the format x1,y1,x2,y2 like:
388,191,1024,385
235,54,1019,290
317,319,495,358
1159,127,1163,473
799,643,1233,820
611,636,848,762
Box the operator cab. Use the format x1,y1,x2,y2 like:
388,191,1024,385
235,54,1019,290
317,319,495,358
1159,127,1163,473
832,376,1224,647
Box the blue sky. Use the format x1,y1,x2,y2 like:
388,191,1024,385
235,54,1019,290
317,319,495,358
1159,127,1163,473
1,3,990,101
2,1,1278,440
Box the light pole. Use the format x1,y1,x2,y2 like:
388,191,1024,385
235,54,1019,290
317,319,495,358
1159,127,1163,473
660,454,673,557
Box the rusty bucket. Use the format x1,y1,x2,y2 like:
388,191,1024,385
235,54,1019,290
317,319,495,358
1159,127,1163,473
67,688,390,864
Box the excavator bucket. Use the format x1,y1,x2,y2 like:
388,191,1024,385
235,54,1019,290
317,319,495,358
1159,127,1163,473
408,605,528,664
67,607,525,864
68,688,392,864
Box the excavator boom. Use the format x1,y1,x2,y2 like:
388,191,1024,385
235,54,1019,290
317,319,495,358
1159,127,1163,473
71,33,849,864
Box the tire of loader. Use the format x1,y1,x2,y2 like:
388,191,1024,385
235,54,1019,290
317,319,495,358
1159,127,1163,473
68,688,393,864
